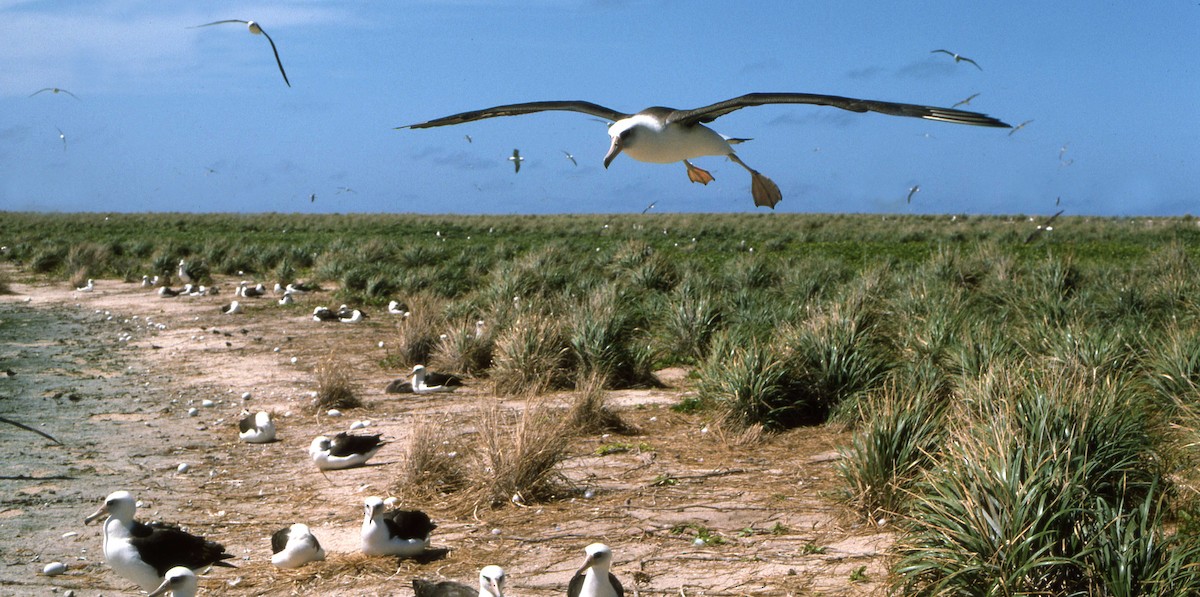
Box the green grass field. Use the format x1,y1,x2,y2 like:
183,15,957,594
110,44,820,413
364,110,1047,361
5,210,1200,593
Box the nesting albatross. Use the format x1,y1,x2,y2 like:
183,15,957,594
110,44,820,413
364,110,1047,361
270,523,326,568
361,496,436,557
568,543,624,597
399,93,1010,208
309,432,388,470
413,565,506,597
84,491,235,592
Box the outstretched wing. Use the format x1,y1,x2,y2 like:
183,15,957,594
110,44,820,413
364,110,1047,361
666,92,1010,128
256,27,291,87
399,101,628,129
190,19,250,28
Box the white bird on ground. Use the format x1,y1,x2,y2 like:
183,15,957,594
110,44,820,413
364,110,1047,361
309,432,388,470
83,491,235,592
147,566,198,597
399,93,1009,208
361,496,436,557
270,523,325,568
141,275,152,287
279,292,295,306
568,543,624,597
76,279,94,292
177,260,192,284
237,410,276,443
413,565,506,597
411,364,463,394
220,300,243,315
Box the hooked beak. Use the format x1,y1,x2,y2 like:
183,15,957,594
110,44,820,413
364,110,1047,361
602,137,622,169
147,577,173,597
573,554,595,578
83,504,108,525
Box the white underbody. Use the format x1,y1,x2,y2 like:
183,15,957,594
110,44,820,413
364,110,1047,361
103,518,164,592
361,521,429,556
613,115,734,164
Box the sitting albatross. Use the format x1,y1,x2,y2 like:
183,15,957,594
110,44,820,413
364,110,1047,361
568,543,624,597
83,491,235,592
413,565,506,597
398,93,1010,209
361,496,436,557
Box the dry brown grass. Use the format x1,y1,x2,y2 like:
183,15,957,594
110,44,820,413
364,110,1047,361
392,293,448,368
490,312,569,395
567,374,637,436
311,354,362,412
461,400,572,510
397,415,470,501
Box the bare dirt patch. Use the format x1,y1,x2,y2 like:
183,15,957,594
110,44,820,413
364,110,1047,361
0,275,892,596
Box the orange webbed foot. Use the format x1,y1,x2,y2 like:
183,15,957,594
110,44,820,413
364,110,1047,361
750,171,782,209
684,160,715,185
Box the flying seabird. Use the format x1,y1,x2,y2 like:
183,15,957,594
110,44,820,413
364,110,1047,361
30,87,80,100
191,20,291,87
568,543,624,597
1024,209,1065,244
413,565,506,597
509,149,524,173
220,300,243,315
562,150,578,166
361,496,436,557
270,523,326,568
56,126,67,151
906,185,920,204
309,432,388,470
399,92,1009,208
1008,119,1034,136
411,364,463,394
952,92,980,108
84,491,235,592
147,566,198,597
641,201,657,214
931,49,983,70
237,410,276,443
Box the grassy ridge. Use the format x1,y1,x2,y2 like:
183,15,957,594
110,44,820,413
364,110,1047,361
6,210,1200,592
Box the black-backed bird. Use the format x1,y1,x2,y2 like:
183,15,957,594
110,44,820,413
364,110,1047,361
931,49,983,70
84,491,235,592
30,87,80,100
361,496,436,557
411,364,463,394
309,432,388,470
270,523,326,568
237,410,276,443
399,93,1009,209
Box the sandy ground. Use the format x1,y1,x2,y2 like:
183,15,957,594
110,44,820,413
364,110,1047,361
0,275,893,596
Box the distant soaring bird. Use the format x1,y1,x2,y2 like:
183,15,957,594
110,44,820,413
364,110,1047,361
1008,119,1034,136
400,92,1010,209
191,20,291,87
509,149,524,173
56,127,67,151
931,49,983,70
562,150,578,166
30,87,80,100
952,93,980,108
906,185,920,204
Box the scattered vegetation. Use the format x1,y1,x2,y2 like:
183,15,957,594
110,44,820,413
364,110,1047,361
311,354,362,412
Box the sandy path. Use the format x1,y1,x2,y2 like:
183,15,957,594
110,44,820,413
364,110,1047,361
0,276,891,596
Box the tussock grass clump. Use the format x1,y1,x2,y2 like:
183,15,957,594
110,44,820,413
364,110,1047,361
837,380,946,522
0,269,12,295
398,416,469,500
893,375,1172,595
311,355,362,412
431,318,494,376
389,294,447,369
490,313,569,395
69,268,91,289
654,279,722,366
567,285,655,389
453,401,571,512
696,333,792,429
568,375,636,436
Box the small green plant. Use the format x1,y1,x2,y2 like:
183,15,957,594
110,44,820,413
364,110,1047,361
770,522,790,536
849,566,867,582
800,541,825,555
650,474,678,487
594,442,650,456
671,523,727,546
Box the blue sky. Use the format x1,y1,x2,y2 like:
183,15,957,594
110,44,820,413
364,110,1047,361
1,1,1197,216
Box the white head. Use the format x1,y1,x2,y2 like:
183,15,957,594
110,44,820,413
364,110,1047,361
309,435,332,456
148,566,197,597
575,542,614,576
479,565,506,597
84,490,136,525
604,113,665,168
364,496,386,520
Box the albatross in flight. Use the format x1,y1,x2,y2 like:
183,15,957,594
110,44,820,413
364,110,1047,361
191,20,291,87
399,92,1010,209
